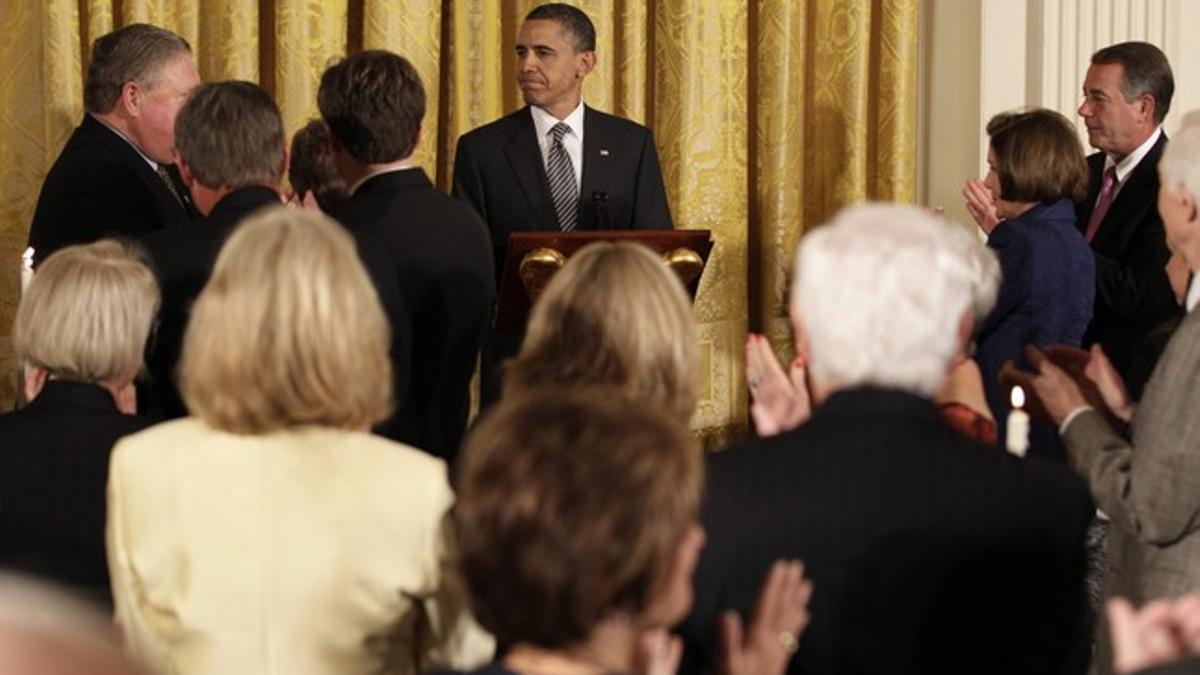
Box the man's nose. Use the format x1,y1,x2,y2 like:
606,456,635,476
1078,100,1091,117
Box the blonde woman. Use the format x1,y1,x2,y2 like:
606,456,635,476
504,241,699,423
106,207,493,675
0,240,158,609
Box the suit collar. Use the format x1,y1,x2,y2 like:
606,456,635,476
208,186,281,224
503,108,560,231
26,380,121,414
813,385,943,425
352,167,432,197
1090,132,1168,250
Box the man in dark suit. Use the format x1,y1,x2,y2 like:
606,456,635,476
320,50,493,463
1075,42,1179,393
27,24,201,264
140,81,410,435
678,205,1094,675
452,3,673,403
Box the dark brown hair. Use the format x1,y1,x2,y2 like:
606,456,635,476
317,50,424,163
987,108,1089,203
84,24,191,115
525,3,596,52
174,81,284,188
455,388,701,649
1092,41,1174,125
288,119,349,211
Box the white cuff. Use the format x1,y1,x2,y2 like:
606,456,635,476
1059,405,1094,435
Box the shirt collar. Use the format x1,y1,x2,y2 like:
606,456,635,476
530,100,585,140
1187,272,1200,313
90,112,158,171
1104,126,1163,184
348,163,416,196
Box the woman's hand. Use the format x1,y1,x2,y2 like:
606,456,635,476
962,178,1001,235
718,560,813,675
746,334,811,436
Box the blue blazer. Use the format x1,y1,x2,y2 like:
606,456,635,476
977,199,1095,457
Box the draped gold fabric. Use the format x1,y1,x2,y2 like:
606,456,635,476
0,0,917,444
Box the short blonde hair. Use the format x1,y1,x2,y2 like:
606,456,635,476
179,207,392,433
504,242,699,422
14,240,158,385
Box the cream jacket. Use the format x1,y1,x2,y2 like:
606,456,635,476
106,418,493,675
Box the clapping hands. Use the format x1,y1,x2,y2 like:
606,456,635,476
745,334,811,436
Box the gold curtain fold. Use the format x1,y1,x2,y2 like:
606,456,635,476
0,0,917,445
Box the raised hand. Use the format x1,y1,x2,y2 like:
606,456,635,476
961,178,1001,235
719,560,813,675
745,334,811,437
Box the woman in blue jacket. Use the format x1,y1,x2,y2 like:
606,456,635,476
963,108,1095,458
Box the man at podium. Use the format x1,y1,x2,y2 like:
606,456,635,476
452,3,674,403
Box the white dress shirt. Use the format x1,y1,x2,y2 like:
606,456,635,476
531,101,584,193
91,113,158,170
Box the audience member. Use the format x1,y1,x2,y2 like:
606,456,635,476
452,2,674,406
287,118,349,211
0,574,150,675
0,241,157,608
504,241,698,423
27,24,200,264
434,388,811,675
139,81,293,419
106,208,493,675
320,50,494,463
962,107,1095,457
679,204,1094,675
1077,42,1179,394
1023,119,1200,675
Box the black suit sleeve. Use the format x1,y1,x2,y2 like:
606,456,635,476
452,138,487,223
631,129,674,230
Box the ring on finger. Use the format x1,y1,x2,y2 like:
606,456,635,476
778,631,798,655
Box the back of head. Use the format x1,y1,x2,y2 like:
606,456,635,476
174,80,285,189
84,23,191,115
504,242,699,422
986,108,1089,203
1159,112,1200,202
456,387,701,649
14,240,159,385
288,118,349,211
525,3,596,52
793,204,976,396
317,50,424,163
179,207,392,433
0,574,147,675
1091,41,1174,125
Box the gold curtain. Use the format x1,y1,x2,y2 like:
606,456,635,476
0,0,917,444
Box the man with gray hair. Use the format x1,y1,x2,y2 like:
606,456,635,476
678,205,1094,675
1025,118,1200,675
27,23,201,264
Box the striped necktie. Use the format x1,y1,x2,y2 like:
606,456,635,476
156,164,186,208
546,122,578,231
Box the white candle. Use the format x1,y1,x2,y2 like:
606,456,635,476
20,247,34,297
1006,386,1030,458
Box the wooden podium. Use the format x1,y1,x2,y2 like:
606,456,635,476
495,230,714,333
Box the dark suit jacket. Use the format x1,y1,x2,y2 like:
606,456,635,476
977,199,1094,457
141,186,281,419
678,387,1094,675
0,381,153,608
28,115,198,264
452,104,673,269
331,169,493,463
1075,134,1180,386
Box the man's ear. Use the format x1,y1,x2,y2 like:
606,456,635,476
119,81,142,117
176,154,196,189
1137,94,1157,125
789,304,811,363
577,50,596,78
1184,189,1199,226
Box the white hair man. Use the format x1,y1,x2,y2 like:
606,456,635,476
678,204,1095,675
1027,117,1200,675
